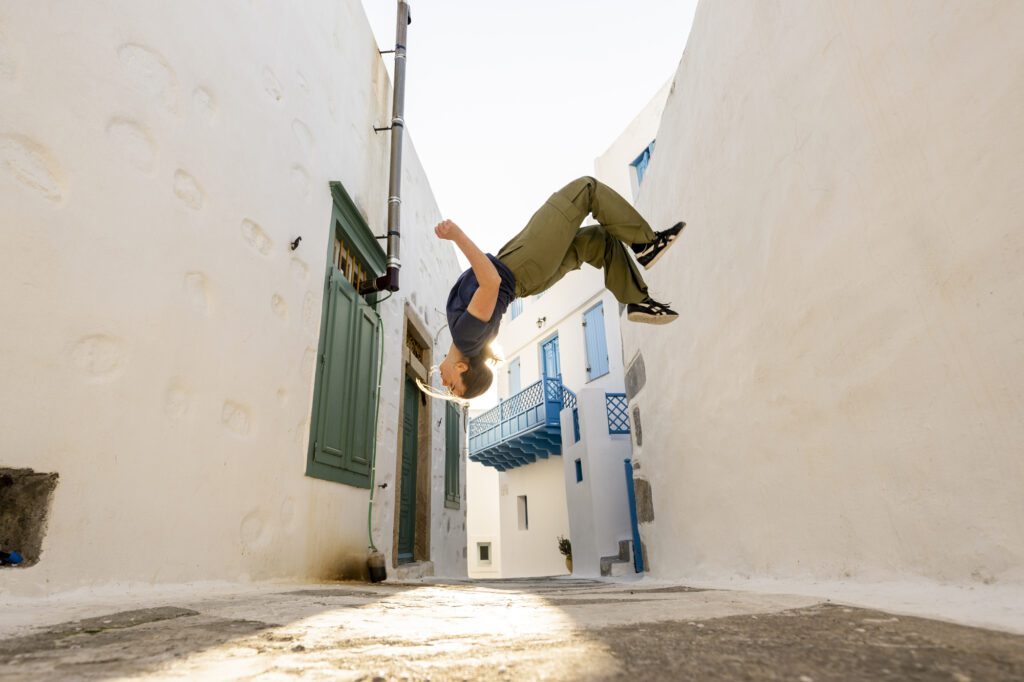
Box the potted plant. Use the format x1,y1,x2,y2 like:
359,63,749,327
557,535,572,573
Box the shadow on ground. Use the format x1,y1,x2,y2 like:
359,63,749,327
1,578,1022,680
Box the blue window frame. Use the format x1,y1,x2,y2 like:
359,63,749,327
540,334,561,378
507,357,521,395
510,298,523,320
631,139,656,186
583,302,609,381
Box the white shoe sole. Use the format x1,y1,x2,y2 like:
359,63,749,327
640,245,672,270
639,223,686,270
627,311,678,325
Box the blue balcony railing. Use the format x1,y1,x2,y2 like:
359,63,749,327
606,393,630,434
469,376,577,470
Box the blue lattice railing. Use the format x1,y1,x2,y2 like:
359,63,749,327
469,376,576,455
606,393,630,434
562,387,577,411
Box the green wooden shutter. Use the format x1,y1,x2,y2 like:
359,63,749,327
397,375,419,563
444,402,461,508
346,302,379,477
307,267,379,488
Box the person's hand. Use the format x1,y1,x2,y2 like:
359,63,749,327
434,219,462,241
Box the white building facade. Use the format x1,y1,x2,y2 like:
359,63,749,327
466,83,671,578
467,282,632,579
0,0,466,595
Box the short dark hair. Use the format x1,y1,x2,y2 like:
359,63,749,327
460,349,497,399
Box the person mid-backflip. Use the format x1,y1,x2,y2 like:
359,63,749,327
436,176,684,400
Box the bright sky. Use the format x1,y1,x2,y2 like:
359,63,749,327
360,0,698,254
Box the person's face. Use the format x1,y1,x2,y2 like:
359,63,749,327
439,345,469,397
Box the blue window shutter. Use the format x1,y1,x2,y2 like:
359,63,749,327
510,299,523,320
583,303,609,381
508,357,521,395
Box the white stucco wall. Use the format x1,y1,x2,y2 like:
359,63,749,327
0,0,464,594
594,79,672,203
496,456,571,579
466,460,502,578
622,0,1024,585
560,390,634,577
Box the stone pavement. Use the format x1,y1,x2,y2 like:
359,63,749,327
1,577,1023,681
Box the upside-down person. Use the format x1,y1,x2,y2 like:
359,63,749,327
435,176,685,400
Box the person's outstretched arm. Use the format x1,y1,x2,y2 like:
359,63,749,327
436,219,500,322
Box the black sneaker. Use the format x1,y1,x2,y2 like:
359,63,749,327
626,297,678,325
632,221,685,269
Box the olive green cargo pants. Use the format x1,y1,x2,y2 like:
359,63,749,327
496,176,656,304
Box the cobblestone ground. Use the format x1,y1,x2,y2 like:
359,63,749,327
2,578,1023,681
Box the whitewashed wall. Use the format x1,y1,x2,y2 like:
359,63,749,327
466,459,502,578
594,79,671,203
0,0,464,595
496,456,571,579
560,390,633,577
623,0,1024,585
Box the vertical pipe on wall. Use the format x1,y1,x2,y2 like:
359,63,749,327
364,0,411,296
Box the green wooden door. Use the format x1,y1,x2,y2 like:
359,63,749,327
307,267,379,487
397,375,419,564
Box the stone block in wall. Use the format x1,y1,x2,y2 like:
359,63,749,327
625,353,646,400
633,477,654,524
632,406,643,447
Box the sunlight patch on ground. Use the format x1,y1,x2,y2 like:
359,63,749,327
121,584,622,680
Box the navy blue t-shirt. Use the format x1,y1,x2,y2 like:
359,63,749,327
446,254,517,357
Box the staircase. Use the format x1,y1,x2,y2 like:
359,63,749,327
600,539,635,577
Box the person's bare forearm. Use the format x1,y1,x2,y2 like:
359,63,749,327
436,220,500,288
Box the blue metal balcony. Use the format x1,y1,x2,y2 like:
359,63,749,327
469,376,577,471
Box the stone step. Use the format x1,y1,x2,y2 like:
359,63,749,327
609,560,634,577
393,560,434,580
600,539,634,577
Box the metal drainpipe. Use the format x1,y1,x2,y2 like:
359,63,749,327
363,1,411,296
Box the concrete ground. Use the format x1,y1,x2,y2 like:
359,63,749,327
2,578,1023,681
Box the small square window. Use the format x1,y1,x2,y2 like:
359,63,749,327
575,459,583,483
517,495,529,530
477,542,492,565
